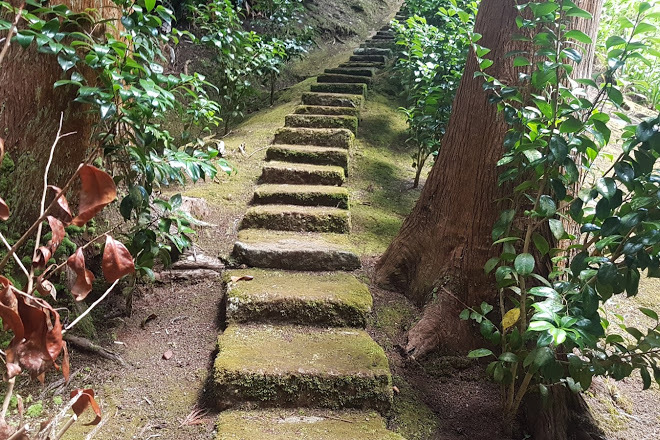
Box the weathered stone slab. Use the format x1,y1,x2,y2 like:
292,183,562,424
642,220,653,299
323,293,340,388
301,92,363,108
253,184,349,209
224,269,371,327
274,127,354,149
285,114,358,135
293,105,360,117
310,82,367,95
260,162,345,186
353,47,392,57
349,54,387,63
324,67,375,77
266,145,348,172
240,204,350,233
317,73,372,86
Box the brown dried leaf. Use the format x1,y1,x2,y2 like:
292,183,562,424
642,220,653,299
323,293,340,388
70,389,102,425
0,196,9,221
0,276,23,338
102,235,134,283
36,279,57,300
9,295,51,379
230,275,254,283
61,341,70,382
47,185,73,224
47,216,65,249
163,350,173,360
0,137,4,165
71,165,117,227
32,246,52,269
67,248,95,301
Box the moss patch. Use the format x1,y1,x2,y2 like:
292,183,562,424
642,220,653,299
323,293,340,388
302,92,363,108
212,324,392,410
389,376,441,440
261,162,346,185
285,114,359,134
294,105,361,117
310,82,368,95
274,127,355,149
253,184,349,209
240,205,351,233
266,145,349,172
225,269,372,327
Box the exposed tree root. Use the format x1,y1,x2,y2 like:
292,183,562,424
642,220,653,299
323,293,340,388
64,334,127,367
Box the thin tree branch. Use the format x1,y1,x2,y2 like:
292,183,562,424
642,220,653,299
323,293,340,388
64,279,119,332
0,231,29,278
0,2,25,67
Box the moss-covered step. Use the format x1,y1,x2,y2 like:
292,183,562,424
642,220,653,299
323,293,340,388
360,41,395,49
353,47,392,57
285,114,358,135
253,184,349,209
349,55,387,63
274,127,355,149
216,409,405,440
260,162,345,186
338,61,385,68
266,145,348,173
376,30,394,37
301,92,363,108
317,73,372,86
310,82,367,95
371,35,395,41
324,67,375,77
232,229,360,271
212,324,393,411
293,105,360,117
240,204,350,233
224,269,371,327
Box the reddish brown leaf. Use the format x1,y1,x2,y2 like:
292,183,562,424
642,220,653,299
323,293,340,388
102,235,134,282
32,246,52,269
70,389,102,425
61,341,70,382
9,295,51,379
0,196,9,221
67,248,95,301
47,216,65,249
230,275,254,283
47,185,73,224
71,165,117,227
36,279,57,300
0,276,23,339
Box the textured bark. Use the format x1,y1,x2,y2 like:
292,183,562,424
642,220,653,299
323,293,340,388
0,0,120,228
376,0,523,356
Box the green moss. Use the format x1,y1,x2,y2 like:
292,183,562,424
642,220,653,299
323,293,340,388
274,127,355,149
241,205,350,233
261,162,345,186
372,303,414,341
266,145,348,172
285,114,359,134
253,184,349,208
294,105,361,117
310,82,367,95
225,269,372,327
301,92,363,108
389,376,440,440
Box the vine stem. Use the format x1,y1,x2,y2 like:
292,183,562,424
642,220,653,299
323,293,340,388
0,377,15,420
0,2,25,67
64,279,119,332
0,231,29,278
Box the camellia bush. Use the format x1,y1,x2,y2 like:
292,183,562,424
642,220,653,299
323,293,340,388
463,0,660,427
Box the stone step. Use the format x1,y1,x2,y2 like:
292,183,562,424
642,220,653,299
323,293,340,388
266,145,348,172
212,324,392,410
253,184,349,209
294,104,360,117
339,61,385,68
260,162,345,186
349,55,387,63
232,229,360,271
240,204,350,233
310,82,367,95
376,30,394,37
371,35,395,41
361,41,395,49
216,409,405,440
274,127,354,149
285,114,358,135
301,92,363,108
224,269,371,327
353,47,393,57
324,67,375,77
394,14,407,20
317,73,372,86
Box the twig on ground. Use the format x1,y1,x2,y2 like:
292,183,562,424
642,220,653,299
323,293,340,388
83,408,116,440
64,334,127,367
246,145,271,159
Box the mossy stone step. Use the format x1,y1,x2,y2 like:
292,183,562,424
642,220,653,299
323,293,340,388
232,229,360,271
216,409,405,440
240,204,350,233
294,105,360,117
253,184,349,209
310,82,367,95
353,47,393,57
339,61,385,68
376,31,394,37
361,41,395,48
317,73,372,86
301,92,363,108
224,269,371,327
274,127,355,149
349,55,387,63
212,324,392,410
260,162,345,186
285,114,358,135
324,67,375,77
266,145,348,173
370,35,395,41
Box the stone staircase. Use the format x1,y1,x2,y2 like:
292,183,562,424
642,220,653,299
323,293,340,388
212,9,408,440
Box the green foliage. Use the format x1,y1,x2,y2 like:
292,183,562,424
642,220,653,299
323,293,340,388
597,0,660,108
392,0,478,187
466,0,660,424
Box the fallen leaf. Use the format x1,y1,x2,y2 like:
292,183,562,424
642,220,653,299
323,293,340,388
67,248,95,301
102,235,134,282
48,185,73,224
71,165,117,226
36,279,57,300
140,313,158,329
230,275,254,283
163,350,173,360
71,389,102,425
47,216,65,249
32,246,52,269
0,197,9,221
